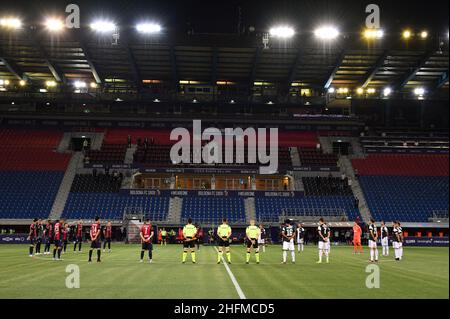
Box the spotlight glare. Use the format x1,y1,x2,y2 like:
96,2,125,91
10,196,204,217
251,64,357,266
45,18,64,32
74,81,87,88
414,87,425,95
90,82,98,88
383,87,392,96
367,88,376,94
0,17,22,29
90,20,116,33
357,87,364,95
420,31,428,39
19,80,26,86
136,22,162,34
269,26,295,38
314,26,340,40
45,80,57,87
402,30,412,39
364,28,384,39
327,87,335,93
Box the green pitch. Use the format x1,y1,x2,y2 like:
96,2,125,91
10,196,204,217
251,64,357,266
0,244,448,299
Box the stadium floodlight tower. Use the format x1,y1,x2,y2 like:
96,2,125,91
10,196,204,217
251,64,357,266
269,25,295,38
0,17,22,29
45,18,65,32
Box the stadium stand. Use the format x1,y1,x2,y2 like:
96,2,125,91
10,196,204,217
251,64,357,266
353,154,449,222
181,197,246,224
0,171,65,219
298,148,338,167
63,173,169,221
255,197,360,223
84,143,127,165
0,129,70,219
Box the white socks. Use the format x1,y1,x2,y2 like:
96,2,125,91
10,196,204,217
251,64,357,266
283,251,287,263
291,251,296,263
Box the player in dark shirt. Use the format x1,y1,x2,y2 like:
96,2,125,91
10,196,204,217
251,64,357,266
27,219,38,257
74,219,83,252
103,221,113,253
52,219,64,261
44,220,53,255
140,219,154,263
62,223,69,254
88,217,102,263
35,219,44,255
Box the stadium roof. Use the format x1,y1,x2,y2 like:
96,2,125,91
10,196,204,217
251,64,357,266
0,30,448,95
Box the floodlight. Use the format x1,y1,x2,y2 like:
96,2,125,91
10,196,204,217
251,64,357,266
314,26,340,40
90,20,116,33
90,82,98,88
414,87,425,95
364,29,384,39
420,31,428,39
383,87,392,96
402,30,412,39
0,17,22,29
74,81,87,88
367,88,376,94
269,26,295,38
136,23,161,34
356,88,364,95
46,80,57,87
19,80,26,86
45,18,64,32
327,87,335,93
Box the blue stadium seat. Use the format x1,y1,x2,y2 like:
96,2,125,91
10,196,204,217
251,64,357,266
62,193,170,221
0,171,64,219
181,197,246,224
359,176,449,222
255,196,360,222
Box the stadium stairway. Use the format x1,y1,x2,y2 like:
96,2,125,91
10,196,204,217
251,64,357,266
318,136,333,154
167,197,183,223
124,145,137,164
339,155,373,223
349,137,365,158
48,152,84,220
289,147,301,166
245,197,256,223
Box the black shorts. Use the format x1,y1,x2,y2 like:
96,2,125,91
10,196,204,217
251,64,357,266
91,239,101,249
142,242,153,251
76,236,83,243
218,237,230,247
54,239,62,248
105,237,111,243
246,238,258,249
183,238,195,249
36,238,42,244
162,236,167,240
29,238,36,245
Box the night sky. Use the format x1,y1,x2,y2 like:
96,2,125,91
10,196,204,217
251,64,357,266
2,0,449,35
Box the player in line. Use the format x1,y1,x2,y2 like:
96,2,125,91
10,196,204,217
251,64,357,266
182,218,197,264
73,219,83,253
368,218,379,263
380,220,389,256
393,221,404,261
103,221,113,253
140,219,154,263
43,220,53,255
88,217,102,263
352,221,363,254
35,219,44,255
297,223,305,253
258,224,266,253
281,219,296,264
62,223,69,254
217,218,232,264
52,218,64,261
27,219,38,257
246,220,261,264
317,218,330,264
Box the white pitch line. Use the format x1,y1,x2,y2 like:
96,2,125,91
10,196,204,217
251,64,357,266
214,247,246,300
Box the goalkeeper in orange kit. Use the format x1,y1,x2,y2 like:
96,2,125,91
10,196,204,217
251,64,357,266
353,221,363,254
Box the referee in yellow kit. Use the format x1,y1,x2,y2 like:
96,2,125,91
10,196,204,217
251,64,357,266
217,218,232,264
246,219,261,264
182,218,197,264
